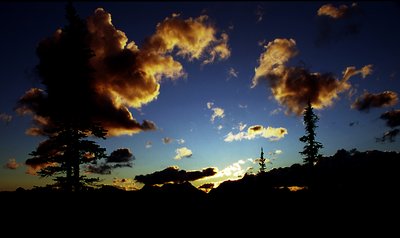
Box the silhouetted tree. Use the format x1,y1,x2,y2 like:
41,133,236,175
259,147,267,173
24,3,108,191
299,101,323,166
27,123,107,191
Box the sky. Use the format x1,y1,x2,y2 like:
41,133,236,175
1,1,400,191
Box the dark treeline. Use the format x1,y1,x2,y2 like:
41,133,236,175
2,148,399,230
3,149,399,207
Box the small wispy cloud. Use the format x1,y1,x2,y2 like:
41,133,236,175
377,129,400,143
258,39,267,46
177,139,185,144
227,67,238,80
145,141,152,149
238,104,248,109
255,5,264,23
174,147,193,160
0,113,12,124
224,125,288,142
238,122,247,131
271,149,283,155
317,3,358,19
4,158,21,170
162,137,173,144
207,102,225,123
270,108,282,115
342,65,373,81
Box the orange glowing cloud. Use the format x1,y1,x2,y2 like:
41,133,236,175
317,3,357,19
252,38,372,115
352,91,398,112
25,162,58,176
4,158,21,170
17,8,230,137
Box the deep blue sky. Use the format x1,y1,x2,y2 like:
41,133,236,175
1,2,399,191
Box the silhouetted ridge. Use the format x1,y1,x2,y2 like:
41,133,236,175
217,149,399,192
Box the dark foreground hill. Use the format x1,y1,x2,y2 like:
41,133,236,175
1,149,399,228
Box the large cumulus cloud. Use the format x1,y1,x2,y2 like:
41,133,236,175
17,8,230,136
252,38,372,115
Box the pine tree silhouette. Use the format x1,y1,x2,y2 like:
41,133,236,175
299,101,323,166
24,2,108,191
259,147,266,173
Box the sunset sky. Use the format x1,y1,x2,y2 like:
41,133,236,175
1,1,399,191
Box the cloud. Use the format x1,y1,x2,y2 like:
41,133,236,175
162,137,173,144
145,141,152,149
380,110,400,128
351,91,398,112
252,38,372,115
210,159,254,180
4,158,21,170
86,164,113,175
218,160,247,177
135,166,217,185
217,125,223,130
270,108,282,115
376,129,400,143
316,3,363,46
238,104,248,109
144,13,230,65
24,139,60,175
255,157,271,165
193,159,257,188
25,161,57,176
202,32,231,65
207,102,225,122
174,147,193,160
224,125,288,142
227,67,238,80
0,113,12,124
107,148,134,163
198,183,214,192
86,148,134,174
17,8,229,136
177,139,185,144
272,149,282,155
238,122,247,131
317,3,357,19
255,5,264,23
342,65,373,81
112,178,142,191
349,121,359,127
211,107,225,122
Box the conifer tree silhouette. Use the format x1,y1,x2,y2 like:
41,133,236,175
299,101,323,166
24,2,107,191
259,147,266,173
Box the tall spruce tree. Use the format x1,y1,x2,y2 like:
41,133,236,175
259,147,266,174
299,101,323,166
24,3,107,191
